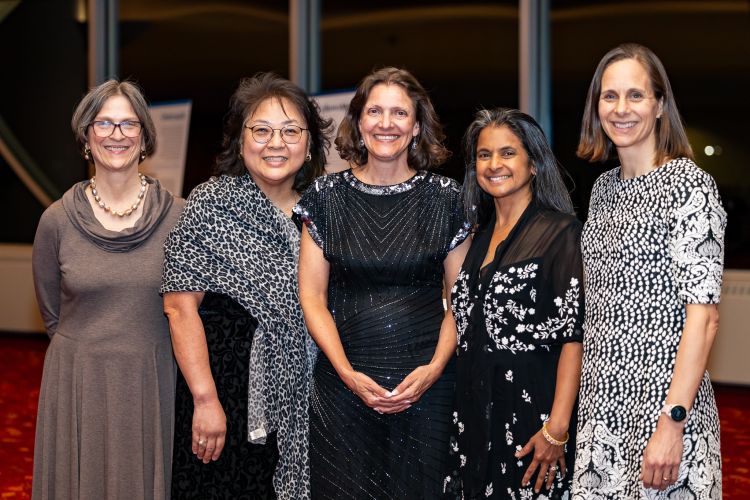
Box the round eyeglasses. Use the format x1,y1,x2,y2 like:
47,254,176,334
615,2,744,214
89,120,143,138
245,124,308,144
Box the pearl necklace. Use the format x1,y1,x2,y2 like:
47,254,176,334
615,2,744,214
90,172,147,217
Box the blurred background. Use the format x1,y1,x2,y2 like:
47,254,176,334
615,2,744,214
1,0,748,266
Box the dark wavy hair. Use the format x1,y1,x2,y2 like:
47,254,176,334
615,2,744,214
462,108,574,226
71,79,156,163
577,43,693,164
214,72,332,192
335,67,450,169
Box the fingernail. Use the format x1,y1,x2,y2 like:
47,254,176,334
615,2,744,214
385,391,392,397
391,389,399,396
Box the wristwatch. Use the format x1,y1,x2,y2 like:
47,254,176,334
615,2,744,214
661,403,688,422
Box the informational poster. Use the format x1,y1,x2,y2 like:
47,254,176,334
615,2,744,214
314,90,355,173
139,100,192,197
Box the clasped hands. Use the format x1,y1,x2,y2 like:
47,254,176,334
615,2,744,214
343,364,440,414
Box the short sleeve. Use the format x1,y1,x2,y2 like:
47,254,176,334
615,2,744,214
447,187,472,253
32,205,63,338
669,168,726,304
160,187,212,294
532,220,584,345
293,176,329,250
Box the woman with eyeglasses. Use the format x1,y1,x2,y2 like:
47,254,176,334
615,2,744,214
572,43,725,498
296,67,471,498
32,80,183,499
162,73,331,499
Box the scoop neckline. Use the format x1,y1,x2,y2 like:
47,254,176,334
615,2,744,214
342,169,427,195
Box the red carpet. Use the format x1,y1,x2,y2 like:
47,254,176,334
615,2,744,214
1,334,748,498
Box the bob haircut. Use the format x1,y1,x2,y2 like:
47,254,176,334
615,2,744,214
577,43,693,163
335,67,450,170
214,72,332,193
462,107,574,226
71,79,156,163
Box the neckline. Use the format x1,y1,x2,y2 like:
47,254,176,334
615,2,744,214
616,157,680,184
342,169,427,195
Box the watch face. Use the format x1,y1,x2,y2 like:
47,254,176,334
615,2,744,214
670,405,687,422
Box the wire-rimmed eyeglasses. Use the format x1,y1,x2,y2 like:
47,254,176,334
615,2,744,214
244,124,308,144
89,120,143,138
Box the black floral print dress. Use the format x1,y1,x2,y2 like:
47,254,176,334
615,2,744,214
445,202,584,499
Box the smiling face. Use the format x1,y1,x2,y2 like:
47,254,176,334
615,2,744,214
358,83,420,167
241,97,308,191
87,94,143,173
475,125,535,206
598,58,664,160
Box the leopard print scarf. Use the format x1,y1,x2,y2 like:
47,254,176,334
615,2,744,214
161,173,313,499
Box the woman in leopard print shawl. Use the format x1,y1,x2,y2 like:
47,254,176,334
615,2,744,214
162,73,332,499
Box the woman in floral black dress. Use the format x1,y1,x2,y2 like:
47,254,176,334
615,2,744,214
444,108,583,499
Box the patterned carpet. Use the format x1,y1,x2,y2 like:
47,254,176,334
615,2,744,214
0,334,748,498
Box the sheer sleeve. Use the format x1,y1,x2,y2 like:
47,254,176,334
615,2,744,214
669,166,726,304
293,175,330,251
532,219,584,345
32,205,63,338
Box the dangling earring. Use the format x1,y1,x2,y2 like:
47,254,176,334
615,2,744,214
83,144,91,161
410,137,418,151
140,149,146,161
359,138,365,148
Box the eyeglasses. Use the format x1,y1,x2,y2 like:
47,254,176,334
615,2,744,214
244,124,308,144
89,120,143,138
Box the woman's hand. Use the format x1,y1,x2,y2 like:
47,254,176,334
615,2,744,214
383,363,442,414
516,428,566,493
342,370,393,411
192,397,227,464
641,415,684,490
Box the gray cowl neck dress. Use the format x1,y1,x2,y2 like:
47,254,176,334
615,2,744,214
31,177,183,500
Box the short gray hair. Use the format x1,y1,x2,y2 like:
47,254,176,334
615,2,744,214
70,79,157,162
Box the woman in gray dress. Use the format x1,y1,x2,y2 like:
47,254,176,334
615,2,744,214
32,80,183,500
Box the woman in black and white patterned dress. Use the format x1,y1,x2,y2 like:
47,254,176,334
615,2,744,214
444,108,583,499
573,44,726,499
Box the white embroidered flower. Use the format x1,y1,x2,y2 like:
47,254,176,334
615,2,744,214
460,454,467,467
505,370,513,382
485,483,494,496
554,297,563,307
458,422,465,434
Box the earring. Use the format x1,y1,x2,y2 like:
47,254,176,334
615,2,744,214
140,149,146,161
305,152,312,162
83,144,91,161
410,137,418,151
359,138,365,148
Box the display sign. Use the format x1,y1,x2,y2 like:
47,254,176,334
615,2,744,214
140,100,192,197
314,90,355,173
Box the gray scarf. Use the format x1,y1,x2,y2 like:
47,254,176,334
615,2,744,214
161,173,313,499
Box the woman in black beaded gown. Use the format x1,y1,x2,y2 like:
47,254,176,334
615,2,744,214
296,67,471,499
161,73,331,499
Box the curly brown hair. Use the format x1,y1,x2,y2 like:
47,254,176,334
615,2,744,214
335,67,450,170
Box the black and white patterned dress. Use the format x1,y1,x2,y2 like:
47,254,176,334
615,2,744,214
444,202,584,499
573,158,726,499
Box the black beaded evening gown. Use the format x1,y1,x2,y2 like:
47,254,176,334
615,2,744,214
295,170,470,500
171,292,278,500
